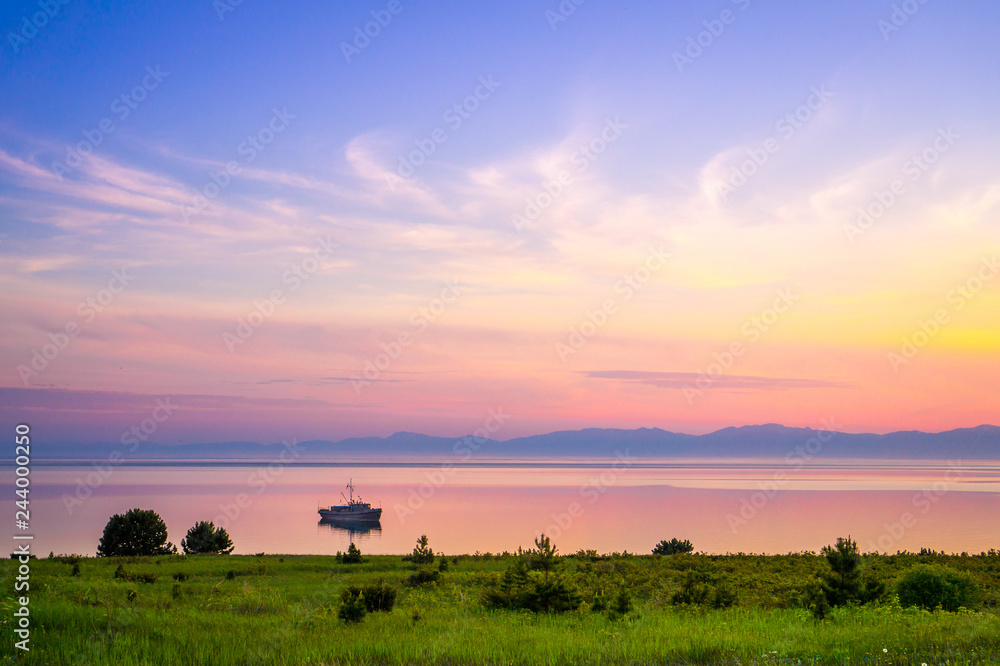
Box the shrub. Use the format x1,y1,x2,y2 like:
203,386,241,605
361,583,397,613
524,534,558,578
114,564,155,584
438,557,449,572
653,539,694,556
97,508,176,557
181,521,234,555
71,563,81,577
407,569,440,586
171,584,182,599
671,571,735,608
403,535,434,565
711,582,737,609
523,576,582,613
484,559,531,610
606,585,633,620
172,572,188,582
226,570,236,580
338,588,366,623
340,543,363,564
896,565,979,611
815,536,884,609
483,557,582,614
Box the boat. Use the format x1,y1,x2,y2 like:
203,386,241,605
318,479,382,522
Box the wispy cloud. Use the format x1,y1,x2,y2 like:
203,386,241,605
584,370,850,391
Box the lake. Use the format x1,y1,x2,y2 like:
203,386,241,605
17,459,1000,557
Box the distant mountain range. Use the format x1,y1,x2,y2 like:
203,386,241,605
33,424,1000,462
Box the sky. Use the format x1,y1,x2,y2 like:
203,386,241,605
1,0,999,446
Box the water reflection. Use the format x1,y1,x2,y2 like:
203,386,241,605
319,518,382,546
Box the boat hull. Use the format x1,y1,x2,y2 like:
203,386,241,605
317,507,383,521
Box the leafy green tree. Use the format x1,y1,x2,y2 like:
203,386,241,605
653,538,694,555
97,508,176,557
180,521,234,555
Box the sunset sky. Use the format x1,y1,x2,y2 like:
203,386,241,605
1,1,998,446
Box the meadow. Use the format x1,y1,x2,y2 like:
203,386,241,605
2,546,999,665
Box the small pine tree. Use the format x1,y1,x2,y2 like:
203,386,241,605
529,534,558,581
340,543,363,564
816,536,885,610
338,588,366,623
406,535,434,565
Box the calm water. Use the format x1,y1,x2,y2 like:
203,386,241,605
17,460,1000,556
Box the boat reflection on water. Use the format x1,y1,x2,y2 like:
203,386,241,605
318,517,382,543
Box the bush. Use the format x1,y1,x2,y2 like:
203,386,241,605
97,508,176,557
403,535,434,565
71,563,81,577
483,558,582,614
338,588,366,623
172,572,188,582
671,571,735,608
407,569,440,586
606,585,633,620
524,576,582,613
114,564,155,584
181,521,234,555
524,534,558,577
484,559,530,610
815,536,884,611
361,583,397,613
653,538,694,555
896,565,979,611
340,543,363,564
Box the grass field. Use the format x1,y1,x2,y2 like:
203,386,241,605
3,548,999,665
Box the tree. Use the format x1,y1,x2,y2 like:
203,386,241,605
405,535,435,565
97,508,176,557
340,542,363,564
181,521,234,555
815,536,884,610
528,533,558,581
652,538,694,555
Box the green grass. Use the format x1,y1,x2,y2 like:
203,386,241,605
2,551,999,665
